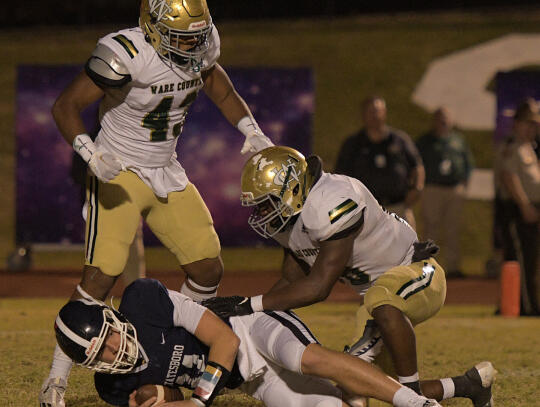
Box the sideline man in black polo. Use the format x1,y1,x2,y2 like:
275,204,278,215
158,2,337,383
335,96,424,229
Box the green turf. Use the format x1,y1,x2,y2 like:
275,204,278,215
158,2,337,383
1,299,539,406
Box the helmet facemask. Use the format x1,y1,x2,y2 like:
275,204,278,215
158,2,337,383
87,308,139,374
242,192,296,238
141,0,213,72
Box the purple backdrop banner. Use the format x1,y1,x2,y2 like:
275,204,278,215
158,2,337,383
16,65,313,246
495,71,540,143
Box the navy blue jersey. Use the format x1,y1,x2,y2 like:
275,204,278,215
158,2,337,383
94,279,241,406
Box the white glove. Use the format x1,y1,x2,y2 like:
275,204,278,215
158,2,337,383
88,149,124,182
73,134,124,183
237,116,274,154
241,132,274,154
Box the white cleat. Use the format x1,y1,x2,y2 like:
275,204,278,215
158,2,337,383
38,377,66,407
344,319,383,363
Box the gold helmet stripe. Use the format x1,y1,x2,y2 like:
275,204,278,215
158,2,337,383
329,199,358,224
112,35,139,59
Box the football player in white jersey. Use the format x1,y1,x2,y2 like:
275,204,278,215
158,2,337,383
203,146,496,407
38,0,273,406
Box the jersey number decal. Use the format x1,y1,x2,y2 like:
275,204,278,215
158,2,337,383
142,92,198,142
341,267,369,285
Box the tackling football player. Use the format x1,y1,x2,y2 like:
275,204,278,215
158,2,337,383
54,278,443,407
39,0,273,405
202,146,496,407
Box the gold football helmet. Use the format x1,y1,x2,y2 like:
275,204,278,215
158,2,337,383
241,146,316,238
140,0,213,72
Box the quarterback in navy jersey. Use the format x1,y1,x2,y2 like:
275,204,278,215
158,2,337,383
55,278,443,407
93,279,243,405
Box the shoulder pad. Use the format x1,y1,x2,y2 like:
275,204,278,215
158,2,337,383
85,43,132,88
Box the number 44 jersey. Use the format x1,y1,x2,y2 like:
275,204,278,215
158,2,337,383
273,172,418,295
91,26,221,197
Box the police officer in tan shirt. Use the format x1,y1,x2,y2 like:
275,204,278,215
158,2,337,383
498,98,540,316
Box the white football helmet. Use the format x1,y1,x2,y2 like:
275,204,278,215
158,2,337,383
140,0,213,72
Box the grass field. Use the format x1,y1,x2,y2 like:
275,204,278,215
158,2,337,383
1,299,539,407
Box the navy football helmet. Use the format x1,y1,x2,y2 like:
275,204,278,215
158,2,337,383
54,300,139,374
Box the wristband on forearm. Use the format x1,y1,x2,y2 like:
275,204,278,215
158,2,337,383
191,361,231,407
250,295,264,312
72,133,96,163
237,116,263,137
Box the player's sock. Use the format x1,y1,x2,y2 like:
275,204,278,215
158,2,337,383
440,377,455,399
181,278,218,302
399,372,421,394
48,344,73,381
451,374,474,397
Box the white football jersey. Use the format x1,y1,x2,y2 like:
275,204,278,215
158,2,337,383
273,172,418,295
93,26,221,197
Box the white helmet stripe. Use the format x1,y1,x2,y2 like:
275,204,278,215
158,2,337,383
55,315,91,350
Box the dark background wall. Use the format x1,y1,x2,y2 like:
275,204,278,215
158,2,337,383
4,0,540,26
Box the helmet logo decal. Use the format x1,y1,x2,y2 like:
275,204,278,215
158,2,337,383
189,21,207,29
85,336,100,356
271,157,300,189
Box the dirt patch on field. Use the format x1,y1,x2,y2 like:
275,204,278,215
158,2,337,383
0,269,499,305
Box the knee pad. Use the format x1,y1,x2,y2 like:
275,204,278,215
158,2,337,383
364,285,405,316
251,314,307,373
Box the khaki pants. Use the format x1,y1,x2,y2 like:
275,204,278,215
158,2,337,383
85,171,220,276
421,184,466,272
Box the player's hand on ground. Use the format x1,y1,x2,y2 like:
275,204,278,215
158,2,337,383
88,148,124,182
201,295,255,318
240,132,274,154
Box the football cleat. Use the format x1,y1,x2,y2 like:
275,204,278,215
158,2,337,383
422,400,442,407
464,361,497,407
344,319,383,363
38,377,66,407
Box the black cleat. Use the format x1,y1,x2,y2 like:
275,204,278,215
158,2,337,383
464,361,497,407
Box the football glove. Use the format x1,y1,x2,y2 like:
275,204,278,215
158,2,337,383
202,296,255,319
88,149,124,183
237,116,274,154
73,133,124,183
240,132,274,154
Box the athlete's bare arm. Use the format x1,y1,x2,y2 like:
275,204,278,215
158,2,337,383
194,310,239,371
268,249,310,292
202,63,252,127
261,232,358,310
51,71,105,145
